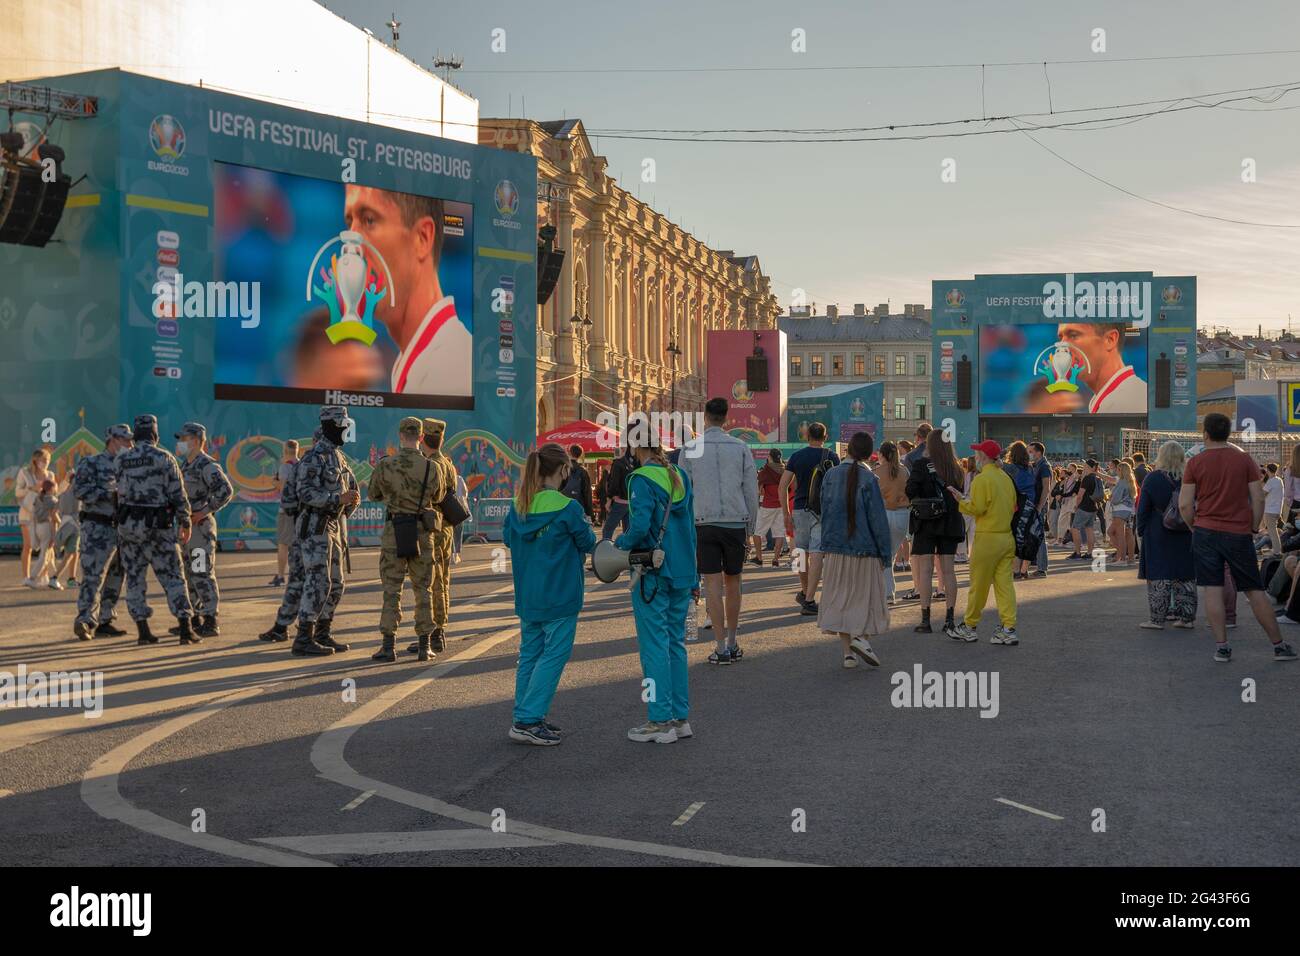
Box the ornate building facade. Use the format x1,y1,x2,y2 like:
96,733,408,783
480,119,780,434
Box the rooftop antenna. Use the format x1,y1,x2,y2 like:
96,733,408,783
432,53,463,83
386,13,400,48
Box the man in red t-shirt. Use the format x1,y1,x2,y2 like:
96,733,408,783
752,449,788,568
1180,413,1295,663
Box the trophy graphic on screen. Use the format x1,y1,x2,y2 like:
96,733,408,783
305,230,396,346
1034,341,1090,394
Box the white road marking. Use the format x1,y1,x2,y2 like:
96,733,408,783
672,801,706,827
340,790,375,811
995,797,1064,821
311,630,813,867
81,686,332,867
256,829,551,854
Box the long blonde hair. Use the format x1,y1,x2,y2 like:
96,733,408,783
1116,461,1137,498
515,442,570,515
1152,440,1186,480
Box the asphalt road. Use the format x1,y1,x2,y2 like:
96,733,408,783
0,540,1296,867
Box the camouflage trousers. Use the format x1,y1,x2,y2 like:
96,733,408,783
182,517,220,616
275,535,343,628
432,526,452,627
118,520,193,622
74,519,122,628
378,525,435,637
298,526,345,625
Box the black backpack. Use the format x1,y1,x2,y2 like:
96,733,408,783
805,450,836,518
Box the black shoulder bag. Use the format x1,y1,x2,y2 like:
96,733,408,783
390,461,431,559
436,462,470,528
909,461,948,522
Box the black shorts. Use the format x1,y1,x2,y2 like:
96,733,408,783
696,524,747,575
911,529,960,556
1191,527,1264,591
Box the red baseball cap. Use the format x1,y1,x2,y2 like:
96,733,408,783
970,440,1002,459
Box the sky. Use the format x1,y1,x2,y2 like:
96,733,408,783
326,0,1300,334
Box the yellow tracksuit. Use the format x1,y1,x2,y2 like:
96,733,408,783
958,462,1018,629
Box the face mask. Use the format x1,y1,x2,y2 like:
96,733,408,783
176,441,190,456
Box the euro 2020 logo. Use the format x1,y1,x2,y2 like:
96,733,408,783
494,180,519,217
732,379,753,403
1034,341,1091,394
148,115,186,160
1161,285,1182,306
945,288,965,308
306,231,396,346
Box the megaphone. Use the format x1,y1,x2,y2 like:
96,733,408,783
592,539,664,583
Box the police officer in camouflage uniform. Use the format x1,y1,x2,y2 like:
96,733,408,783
174,423,234,638
292,406,359,656
407,417,459,655
258,427,355,645
115,414,196,645
72,423,132,642
369,416,449,662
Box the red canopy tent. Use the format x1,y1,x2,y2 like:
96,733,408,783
537,418,677,457
537,419,621,457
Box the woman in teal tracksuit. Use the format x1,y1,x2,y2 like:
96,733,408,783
503,443,597,746
615,436,697,744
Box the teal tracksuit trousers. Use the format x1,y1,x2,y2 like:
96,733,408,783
513,615,578,725
631,580,691,723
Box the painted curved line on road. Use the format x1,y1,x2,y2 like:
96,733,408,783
310,627,814,868
82,686,333,868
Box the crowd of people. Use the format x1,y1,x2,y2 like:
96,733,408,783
33,402,1297,752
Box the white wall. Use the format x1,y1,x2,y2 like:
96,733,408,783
4,0,478,143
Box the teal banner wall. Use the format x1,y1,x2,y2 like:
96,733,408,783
1,70,537,548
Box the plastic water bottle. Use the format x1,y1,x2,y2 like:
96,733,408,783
684,598,699,643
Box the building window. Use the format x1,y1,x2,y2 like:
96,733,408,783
853,354,865,376
894,354,906,376
894,398,907,419
915,354,926,375
790,356,803,377
875,356,886,375
811,355,824,376
832,354,844,376
916,399,927,421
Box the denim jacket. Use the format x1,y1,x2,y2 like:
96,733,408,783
816,462,891,559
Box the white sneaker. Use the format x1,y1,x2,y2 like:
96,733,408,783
452,553,462,565
848,637,880,666
991,626,1019,646
22,577,38,588
47,580,63,590
842,654,859,669
671,719,693,738
627,721,677,744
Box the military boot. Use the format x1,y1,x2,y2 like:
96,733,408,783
406,639,420,654
417,633,434,662
291,621,333,656
371,633,397,662
74,620,95,642
95,620,128,637
196,614,220,638
259,623,289,642
430,628,446,653
178,616,202,645
314,619,350,653
136,618,159,646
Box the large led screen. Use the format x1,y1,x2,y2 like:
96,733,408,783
979,322,1149,416
212,162,475,409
